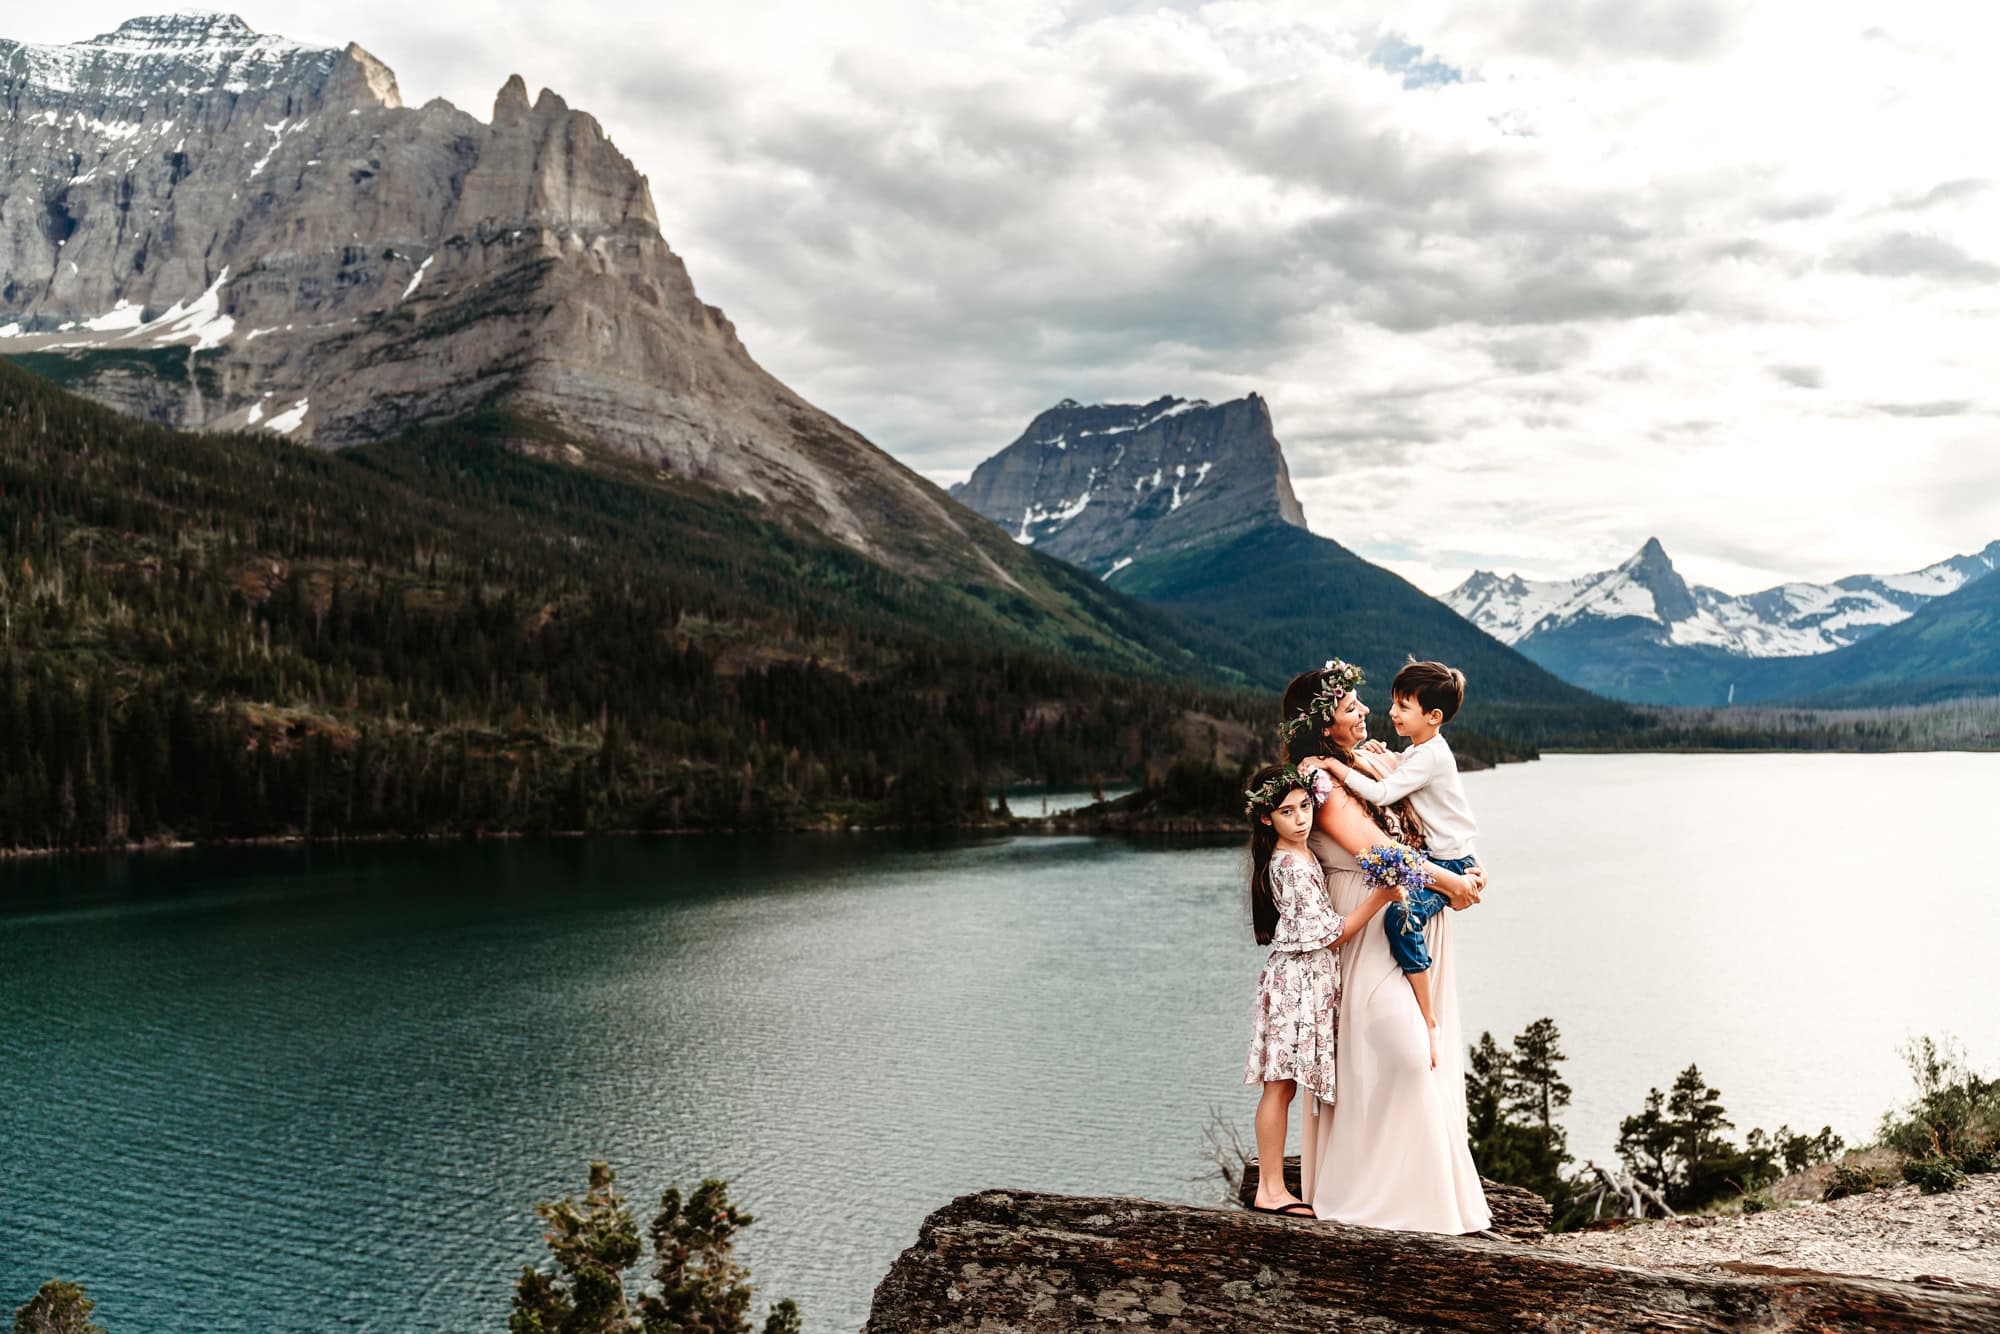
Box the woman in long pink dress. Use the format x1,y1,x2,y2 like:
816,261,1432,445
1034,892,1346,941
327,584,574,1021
1287,668,1492,1234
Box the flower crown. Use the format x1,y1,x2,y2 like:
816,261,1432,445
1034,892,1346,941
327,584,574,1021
1276,658,1368,744
1244,763,1335,815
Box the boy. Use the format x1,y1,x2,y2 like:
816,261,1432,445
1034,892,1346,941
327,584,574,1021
1318,659,1479,1069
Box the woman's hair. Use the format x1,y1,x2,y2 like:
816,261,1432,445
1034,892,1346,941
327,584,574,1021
1277,664,1429,848
1244,762,1302,946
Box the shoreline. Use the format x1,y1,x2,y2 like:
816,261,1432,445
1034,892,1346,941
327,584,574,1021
0,816,1238,867
8,747,1992,865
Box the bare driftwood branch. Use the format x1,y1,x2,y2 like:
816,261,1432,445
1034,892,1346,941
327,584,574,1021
1198,1104,1252,1205
1585,1159,1678,1221
864,1190,2000,1333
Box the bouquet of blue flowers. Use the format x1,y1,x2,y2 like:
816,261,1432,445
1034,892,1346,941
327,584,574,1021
1356,842,1433,934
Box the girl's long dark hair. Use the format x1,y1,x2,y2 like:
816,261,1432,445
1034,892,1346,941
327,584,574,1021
1245,762,1298,945
1278,667,1428,849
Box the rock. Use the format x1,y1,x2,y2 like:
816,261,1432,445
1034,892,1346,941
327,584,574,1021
0,13,990,568
863,1190,2000,1333
1237,1155,1551,1243
950,394,1308,578
1548,1170,2000,1293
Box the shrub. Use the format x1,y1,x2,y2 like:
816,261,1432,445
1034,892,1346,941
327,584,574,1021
1879,1036,1999,1177
1901,1156,1970,1195
1821,1161,1892,1201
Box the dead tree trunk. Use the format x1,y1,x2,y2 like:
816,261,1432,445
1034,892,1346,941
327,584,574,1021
864,1190,2000,1333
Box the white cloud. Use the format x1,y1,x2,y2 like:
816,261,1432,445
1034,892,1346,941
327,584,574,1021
12,0,2000,593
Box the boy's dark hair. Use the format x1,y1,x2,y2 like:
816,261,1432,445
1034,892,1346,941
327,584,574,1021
1391,659,1466,723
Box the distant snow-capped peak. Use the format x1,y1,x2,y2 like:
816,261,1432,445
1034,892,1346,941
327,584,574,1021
1444,537,2000,658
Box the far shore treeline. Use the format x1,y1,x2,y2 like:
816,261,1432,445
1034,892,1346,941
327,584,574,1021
2,361,1996,855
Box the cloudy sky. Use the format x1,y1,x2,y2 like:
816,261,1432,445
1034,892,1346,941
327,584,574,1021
16,1,2000,593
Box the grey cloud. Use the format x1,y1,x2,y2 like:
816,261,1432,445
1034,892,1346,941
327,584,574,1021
1487,330,1588,374
1895,178,1989,212
1871,400,1973,418
1293,211,1685,331
1759,193,1840,223
1844,232,2000,282
1498,0,1735,63
609,60,739,119
1299,419,1444,449
1772,364,1822,389
1094,68,1504,210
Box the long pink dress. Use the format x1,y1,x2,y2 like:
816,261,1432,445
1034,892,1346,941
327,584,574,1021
1300,827,1491,1234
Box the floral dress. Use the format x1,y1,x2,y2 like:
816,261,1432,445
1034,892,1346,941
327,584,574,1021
1243,848,1344,1102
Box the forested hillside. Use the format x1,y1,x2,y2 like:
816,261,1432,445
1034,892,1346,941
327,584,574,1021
0,361,1265,851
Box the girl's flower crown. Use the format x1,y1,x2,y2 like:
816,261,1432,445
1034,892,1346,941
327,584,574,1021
1244,763,1335,815
1277,658,1368,744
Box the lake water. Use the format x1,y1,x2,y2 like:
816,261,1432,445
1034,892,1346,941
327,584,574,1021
3,753,1995,1332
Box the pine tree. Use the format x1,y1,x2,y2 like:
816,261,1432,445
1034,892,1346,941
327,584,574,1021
11,1279,105,1334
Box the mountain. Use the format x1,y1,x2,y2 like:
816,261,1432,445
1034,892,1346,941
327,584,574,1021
954,397,1641,748
0,356,1284,850
0,12,1005,571
1447,538,2000,658
949,394,1307,577
1445,538,2000,705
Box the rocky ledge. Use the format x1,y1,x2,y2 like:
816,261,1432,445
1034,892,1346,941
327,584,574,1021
1549,1169,2000,1290
862,1190,2000,1332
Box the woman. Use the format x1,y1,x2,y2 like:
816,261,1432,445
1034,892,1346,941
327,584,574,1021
1283,662,1492,1235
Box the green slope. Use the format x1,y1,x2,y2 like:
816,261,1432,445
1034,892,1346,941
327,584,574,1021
1111,522,1644,749
1514,619,1747,707
0,358,1269,850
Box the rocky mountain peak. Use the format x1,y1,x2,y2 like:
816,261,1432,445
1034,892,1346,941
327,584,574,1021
495,72,531,119
950,393,1307,578
1618,537,1696,622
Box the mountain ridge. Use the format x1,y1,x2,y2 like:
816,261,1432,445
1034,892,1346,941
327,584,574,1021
1446,537,2000,659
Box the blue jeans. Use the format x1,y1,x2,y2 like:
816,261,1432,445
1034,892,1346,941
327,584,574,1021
1384,855,1475,975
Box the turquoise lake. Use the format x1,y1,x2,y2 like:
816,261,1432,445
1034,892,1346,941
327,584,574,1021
3,753,1996,1331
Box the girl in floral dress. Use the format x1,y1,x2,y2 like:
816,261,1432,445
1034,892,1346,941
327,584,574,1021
1242,762,1396,1216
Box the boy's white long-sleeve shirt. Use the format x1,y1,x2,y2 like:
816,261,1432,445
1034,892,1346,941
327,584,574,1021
1340,732,1479,860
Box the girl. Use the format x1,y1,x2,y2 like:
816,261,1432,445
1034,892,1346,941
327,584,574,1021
1242,762,1395,1216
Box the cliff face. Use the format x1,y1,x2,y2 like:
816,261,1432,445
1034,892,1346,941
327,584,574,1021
950,394,1308,578
0,13,979,560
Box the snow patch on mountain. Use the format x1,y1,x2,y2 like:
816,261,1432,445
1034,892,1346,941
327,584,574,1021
2,13,336,98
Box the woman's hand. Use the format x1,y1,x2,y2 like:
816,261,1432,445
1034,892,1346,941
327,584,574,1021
1439,864,1485,911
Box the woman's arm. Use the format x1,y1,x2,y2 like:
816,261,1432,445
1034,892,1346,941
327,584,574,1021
1314,789,1484,910
1332,886,1397,945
